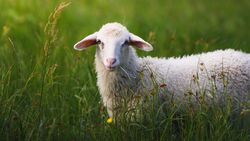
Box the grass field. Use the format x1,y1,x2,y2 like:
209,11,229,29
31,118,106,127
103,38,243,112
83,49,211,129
0,0,250,140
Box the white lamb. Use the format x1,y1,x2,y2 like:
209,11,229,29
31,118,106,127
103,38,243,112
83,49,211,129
74,22,250,118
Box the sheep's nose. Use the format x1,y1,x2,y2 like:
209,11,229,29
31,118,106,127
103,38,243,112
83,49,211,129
106,58,116,65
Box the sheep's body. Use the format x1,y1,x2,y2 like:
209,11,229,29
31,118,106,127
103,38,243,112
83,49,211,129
74,22,250,118
96,48,250,117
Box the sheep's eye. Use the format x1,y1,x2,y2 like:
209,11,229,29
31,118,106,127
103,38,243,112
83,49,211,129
97,40,104,49
122,40,129,46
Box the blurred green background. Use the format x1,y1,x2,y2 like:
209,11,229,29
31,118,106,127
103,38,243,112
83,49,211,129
0,0,249,140
1,0,250,57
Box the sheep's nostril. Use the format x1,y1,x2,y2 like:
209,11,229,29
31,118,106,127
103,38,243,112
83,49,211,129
106,58,117,65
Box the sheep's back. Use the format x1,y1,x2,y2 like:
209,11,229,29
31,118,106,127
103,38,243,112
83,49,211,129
139,49,250,101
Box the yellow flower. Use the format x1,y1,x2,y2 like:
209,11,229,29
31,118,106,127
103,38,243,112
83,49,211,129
107,117,113,124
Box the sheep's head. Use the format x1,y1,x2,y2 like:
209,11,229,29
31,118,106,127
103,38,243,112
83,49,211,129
74,22,153,71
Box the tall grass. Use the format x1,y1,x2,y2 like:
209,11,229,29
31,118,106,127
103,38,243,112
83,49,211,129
0,0,249,140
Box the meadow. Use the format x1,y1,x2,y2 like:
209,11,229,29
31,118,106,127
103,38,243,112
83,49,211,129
0,0,250,140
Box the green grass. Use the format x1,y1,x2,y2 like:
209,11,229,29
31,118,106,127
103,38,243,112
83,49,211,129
0,0,249,140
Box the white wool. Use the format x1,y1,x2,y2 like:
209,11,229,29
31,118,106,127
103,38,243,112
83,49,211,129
74,22,250,118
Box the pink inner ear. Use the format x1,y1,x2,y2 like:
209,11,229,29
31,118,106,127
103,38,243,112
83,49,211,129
129,41,144,49
75,39,97,49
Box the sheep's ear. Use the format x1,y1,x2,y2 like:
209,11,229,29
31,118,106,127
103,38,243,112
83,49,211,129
74,32,97,51
129,33,153,52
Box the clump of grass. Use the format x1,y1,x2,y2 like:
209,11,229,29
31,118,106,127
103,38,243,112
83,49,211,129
0,2,72,140
39,1,71,116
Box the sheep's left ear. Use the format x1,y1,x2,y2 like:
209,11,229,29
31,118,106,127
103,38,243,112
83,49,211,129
129,33,153,52
74,32,97,51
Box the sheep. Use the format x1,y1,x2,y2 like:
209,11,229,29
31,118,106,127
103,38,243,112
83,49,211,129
74,22,250,119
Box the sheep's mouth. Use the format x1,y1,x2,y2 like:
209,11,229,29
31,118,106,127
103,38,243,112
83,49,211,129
105,66,117,71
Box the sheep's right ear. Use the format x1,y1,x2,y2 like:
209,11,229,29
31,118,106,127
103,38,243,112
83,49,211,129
129,33,153,52
74,32,97,51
